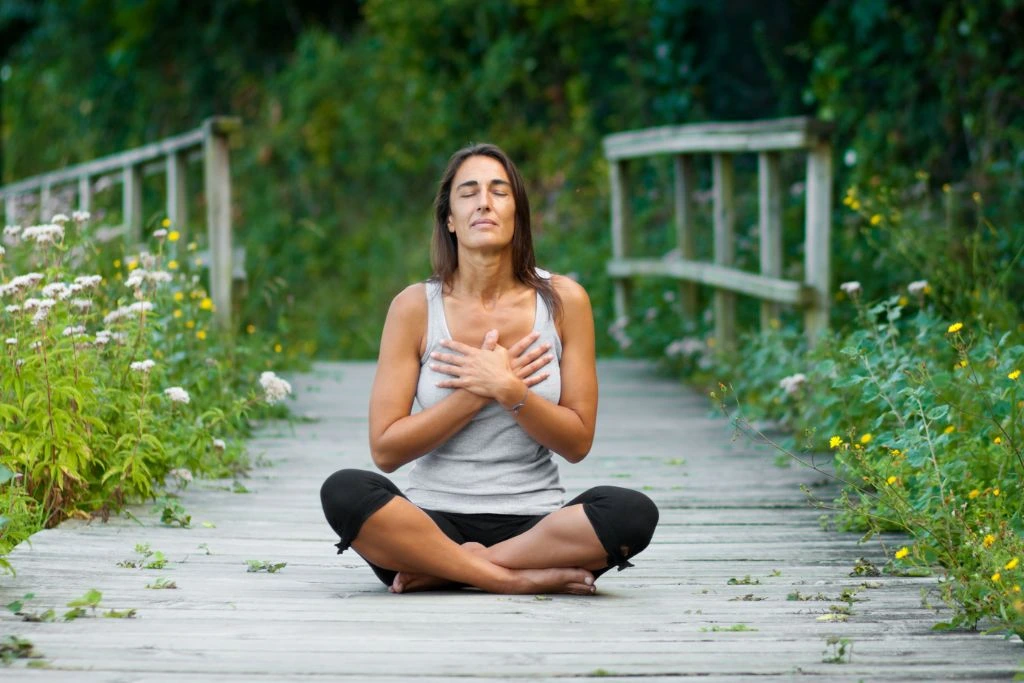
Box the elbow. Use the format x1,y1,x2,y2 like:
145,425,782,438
560,436,594,464
369,438,401,474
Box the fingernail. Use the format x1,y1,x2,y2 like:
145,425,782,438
430,352,438,358
584,577,593,585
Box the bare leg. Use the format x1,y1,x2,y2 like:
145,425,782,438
391,542,486,593
353,497,594,595
483,504,610,571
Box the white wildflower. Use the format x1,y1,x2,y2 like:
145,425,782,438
15,359,25,368
259,371,293,405
21,223,65,244
164,386,190,404
139,251,157,269
72,210,91,223
212,438,226,451
94,330,111,346
51,213,70,225
153,229,167,239
74,275,103,288
62,325,87,338
70,298,93,311
126,269,173,289
5,304,20,313
665,340,684,358
32,307,51,326
110,332,127,344
29,341,41,351
5,337,16,345
169,468,193,483
644,307,658,323
840,281,862,296
42,282,70,300
779,373,808,396
103,307,130,324
128,301,154,315
3,225,21,238
130,359,156,373
908,280,929,296
0,246,5,257
843,149,857,167
662,290,676,303
125,269,147,289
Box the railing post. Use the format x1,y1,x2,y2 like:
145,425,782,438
673,155,698,320
41,181,52,222
78,176,91,215
712,154,736,349
166,151,188,236
609,159,631,324
203,118,238,329
123,164,143,244
804,142,832,346
4,195,15,226
758,152,783,332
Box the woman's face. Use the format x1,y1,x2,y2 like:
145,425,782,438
447,155,516,253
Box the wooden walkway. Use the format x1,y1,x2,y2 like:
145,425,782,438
1,360,1020,681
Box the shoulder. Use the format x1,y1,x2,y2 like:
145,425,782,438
549,273,591,311
389,282,429,316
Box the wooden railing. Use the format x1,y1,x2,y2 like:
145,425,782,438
0,117,242,328
603,117,834,347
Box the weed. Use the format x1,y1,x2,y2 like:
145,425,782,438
727,575,761,585
822,636,853,664
145,577,177,589
246,560,286,573
700,623,758,632
0,635,43,665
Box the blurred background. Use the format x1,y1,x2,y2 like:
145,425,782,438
2,0,1021,360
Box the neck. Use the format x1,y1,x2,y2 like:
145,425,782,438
450,248,518,307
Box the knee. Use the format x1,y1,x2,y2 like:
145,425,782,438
588,486,660,557
319,468,390,525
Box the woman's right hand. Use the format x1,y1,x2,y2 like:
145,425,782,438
506,331,553,388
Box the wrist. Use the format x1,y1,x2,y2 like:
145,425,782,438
498,380,528,412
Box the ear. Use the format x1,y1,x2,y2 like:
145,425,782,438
447,215,454,233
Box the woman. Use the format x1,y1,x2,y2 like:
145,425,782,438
320,144,658,595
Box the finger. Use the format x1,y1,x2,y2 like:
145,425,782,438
506,330,541,357
565,582,597,595
510,342,550,369
439,339,475,355
523,372,550,388
515,353,553,377
430,362,463,377
430,351,465,365
435,379,467,389
481,329,499,351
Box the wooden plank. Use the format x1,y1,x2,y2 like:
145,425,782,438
203,120,234,329
758,151,783,331
166,151,188,236
1,360,1020,680
672,155,698,319
122,164,143,244
606,258,810,305
803,142,833,345
603,117,833,160
712,154,736,348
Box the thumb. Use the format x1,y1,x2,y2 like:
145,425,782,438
481,329,499,351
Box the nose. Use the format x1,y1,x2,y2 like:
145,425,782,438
476,191,492,212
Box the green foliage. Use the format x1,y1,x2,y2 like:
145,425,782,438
0,216,290,572
245,559,286,573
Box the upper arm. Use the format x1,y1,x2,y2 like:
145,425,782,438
368,284,426,451
552,275,597,435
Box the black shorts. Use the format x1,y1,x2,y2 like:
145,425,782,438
320,468,659,586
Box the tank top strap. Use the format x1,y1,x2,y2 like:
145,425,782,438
422,280,448,363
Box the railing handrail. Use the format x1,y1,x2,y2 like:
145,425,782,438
603,116,833,348
0,116,242,329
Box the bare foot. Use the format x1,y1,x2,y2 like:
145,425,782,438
510,567,596,595
390,542,488,594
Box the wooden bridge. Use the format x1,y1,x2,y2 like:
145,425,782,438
1,361,1020,680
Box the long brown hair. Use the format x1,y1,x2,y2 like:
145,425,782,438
430,143,561,321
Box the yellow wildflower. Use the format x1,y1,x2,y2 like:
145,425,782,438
895,547,909,560
188,241,198,251
194,258,203,267
944,425,955,434
850,200,861,211
870,214,882,226
993,488,1000,496
1009,369,1021,381
947,322,963,333
968,489,980,499
983,534,996,548
992,572,1001,582
957,359,968,369
173,292,184,302
942,183,951,193
994,436,1002,445
972,191,981,203
246,324,256,335
113,259,121,269
196,330,207,341
886,476,897,485
829,436,843,449
168,230,180,242
898,296,908,306
274,343,283,353
186,320,195,329
173,310,182,319
161,218,171,228
114,272,122,281
1014,585,1021,593
860,433,872,444
168,260,178,270
1006,558,1019,570
127,260,138,271
200,297,214,311
890,449,901,457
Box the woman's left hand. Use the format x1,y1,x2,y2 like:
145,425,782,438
431,330,525,405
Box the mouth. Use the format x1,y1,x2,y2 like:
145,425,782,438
470,219,498,228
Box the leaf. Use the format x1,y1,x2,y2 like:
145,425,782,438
66,589,102,609
816,613,848,622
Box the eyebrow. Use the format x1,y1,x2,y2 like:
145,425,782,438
455,179,511,191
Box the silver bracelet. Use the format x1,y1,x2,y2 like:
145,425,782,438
509,389,529,418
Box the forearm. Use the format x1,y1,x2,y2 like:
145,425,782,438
371,390,489,472
496,383,594,463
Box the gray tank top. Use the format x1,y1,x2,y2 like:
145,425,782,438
407,272,565,514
